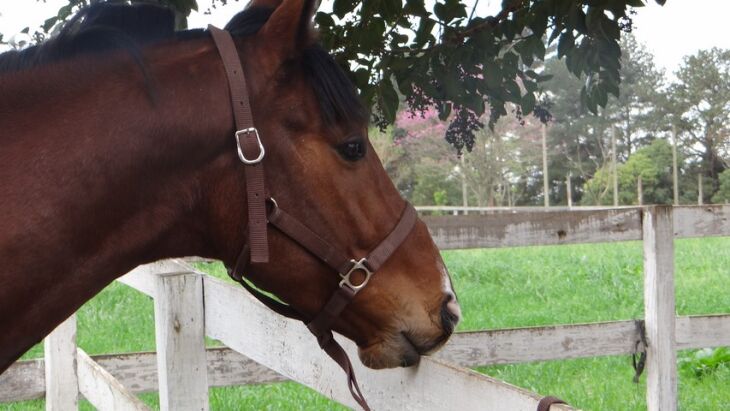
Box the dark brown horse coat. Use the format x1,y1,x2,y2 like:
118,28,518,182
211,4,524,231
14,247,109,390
0,0,459,374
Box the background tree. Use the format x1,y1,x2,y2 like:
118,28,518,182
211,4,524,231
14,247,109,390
385,109,462,206
712,169,730,204
22,0,668,151
581,139,678,205
461,110,542,207
542,33,665,205
668,48,730,201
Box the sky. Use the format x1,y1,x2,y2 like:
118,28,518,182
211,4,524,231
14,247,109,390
1,0,729,75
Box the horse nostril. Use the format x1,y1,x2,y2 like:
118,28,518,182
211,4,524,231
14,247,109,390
440,292,461,335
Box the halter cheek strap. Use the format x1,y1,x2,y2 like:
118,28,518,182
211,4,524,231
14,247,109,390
208,24,419,411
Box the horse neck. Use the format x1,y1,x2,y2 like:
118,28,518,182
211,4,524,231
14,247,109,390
0,39,236,371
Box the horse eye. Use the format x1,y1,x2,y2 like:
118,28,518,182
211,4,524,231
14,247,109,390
337,138,367,161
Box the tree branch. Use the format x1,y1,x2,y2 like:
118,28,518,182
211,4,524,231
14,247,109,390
449,0,527,44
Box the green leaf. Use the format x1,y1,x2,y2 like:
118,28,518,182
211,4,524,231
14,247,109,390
522,78,538,93
378,80,400,124
528,12,549,38
381,0,403,22
626,0,646,7
521,92,536,114
437,101,453,120
501,51,519,78
42,17,58,33
414,18,436,46
315,12,335,29
601,17,621,41
462,91,485,115
433,0,467,23
515,40,534,66
353,68,371,90
57,4,74,20
501,19,518,41
529,35,546,61
484,66,503,89
404,0,428,16
359,17,386,50
557,31,574,58
581,86,598,114
568,6,588,34
504,80,522,103
333,0,358,19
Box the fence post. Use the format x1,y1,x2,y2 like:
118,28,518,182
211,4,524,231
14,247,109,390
642,206,677,411
153,271,209,411
44,314,78,411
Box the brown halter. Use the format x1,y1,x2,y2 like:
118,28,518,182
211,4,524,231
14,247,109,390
209,25,417,411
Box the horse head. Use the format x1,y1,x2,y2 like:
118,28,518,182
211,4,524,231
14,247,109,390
205,0,461,369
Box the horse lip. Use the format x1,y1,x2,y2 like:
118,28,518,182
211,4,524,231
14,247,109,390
399,332,422,367
402,330,450,356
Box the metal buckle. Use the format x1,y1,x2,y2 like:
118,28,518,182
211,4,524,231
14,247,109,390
235,127,265,165
339,258,373,291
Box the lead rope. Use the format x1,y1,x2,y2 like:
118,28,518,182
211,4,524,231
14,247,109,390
229,256,371,410
536,396,567,411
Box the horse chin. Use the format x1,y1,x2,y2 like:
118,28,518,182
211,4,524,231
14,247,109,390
357,333,421,369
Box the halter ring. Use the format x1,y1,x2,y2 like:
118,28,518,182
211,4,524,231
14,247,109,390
339,258,373,291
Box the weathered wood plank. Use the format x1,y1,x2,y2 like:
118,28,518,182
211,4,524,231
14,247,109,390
643,206,677,411
118,259,196,297
203,276,574,411
422,205,730,250
44,315,78,411
438,320,642,366
417,205,641,213
77,349,150,411
1,348,285,403
3,315,728,404
676,314,730,349
0,359,44,402
673,205,730,238
153,271,209,411
438,314,730,367
424,208,643,249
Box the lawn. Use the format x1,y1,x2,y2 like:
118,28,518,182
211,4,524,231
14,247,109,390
3,237,729,410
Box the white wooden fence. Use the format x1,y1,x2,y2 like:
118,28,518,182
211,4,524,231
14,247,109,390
1,259,574,411
2,205,729,410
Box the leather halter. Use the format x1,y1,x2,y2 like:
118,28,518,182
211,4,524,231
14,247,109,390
209,25,418,411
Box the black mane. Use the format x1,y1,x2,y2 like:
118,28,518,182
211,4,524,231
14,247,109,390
0,2,366,125
0,3,179,73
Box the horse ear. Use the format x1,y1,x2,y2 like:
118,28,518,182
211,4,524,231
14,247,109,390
254,0,318,64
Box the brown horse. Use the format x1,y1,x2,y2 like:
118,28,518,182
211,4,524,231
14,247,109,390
0,0,460,380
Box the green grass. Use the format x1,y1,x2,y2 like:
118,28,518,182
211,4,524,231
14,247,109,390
3,238,729,410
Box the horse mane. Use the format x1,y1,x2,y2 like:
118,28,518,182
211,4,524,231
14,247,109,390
0,2,366,125
0,3,177,74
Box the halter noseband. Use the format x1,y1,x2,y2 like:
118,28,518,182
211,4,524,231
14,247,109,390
209,25,417,411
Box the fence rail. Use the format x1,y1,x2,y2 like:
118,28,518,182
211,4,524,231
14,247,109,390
2,204,729,410
423,204,730,249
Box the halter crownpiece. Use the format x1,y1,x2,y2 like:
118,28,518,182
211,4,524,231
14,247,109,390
208,24,269,264
208,24,419,411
